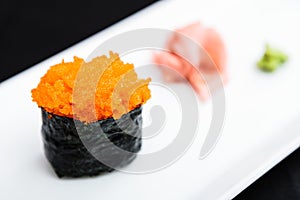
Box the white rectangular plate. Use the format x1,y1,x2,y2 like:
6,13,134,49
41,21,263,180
1,0,300,199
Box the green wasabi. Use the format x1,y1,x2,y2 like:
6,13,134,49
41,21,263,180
257,44,288,72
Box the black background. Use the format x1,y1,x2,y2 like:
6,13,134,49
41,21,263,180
0,0,157,81
1,0,299,199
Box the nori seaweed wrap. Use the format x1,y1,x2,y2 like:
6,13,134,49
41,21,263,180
31,52,151,178
41,107,142,178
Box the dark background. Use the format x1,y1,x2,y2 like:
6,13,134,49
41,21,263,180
0,0,157,81
1,0,299,199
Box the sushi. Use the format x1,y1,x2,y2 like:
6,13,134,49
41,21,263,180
32,52,151,178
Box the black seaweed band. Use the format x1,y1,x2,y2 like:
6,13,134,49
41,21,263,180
41,107,142,178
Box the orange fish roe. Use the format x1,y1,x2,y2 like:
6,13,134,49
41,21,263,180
32,52,151,123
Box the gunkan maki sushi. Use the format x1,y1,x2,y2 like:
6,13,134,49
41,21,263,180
31,52,151,178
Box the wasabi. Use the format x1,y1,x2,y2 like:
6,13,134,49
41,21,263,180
257,44,288,72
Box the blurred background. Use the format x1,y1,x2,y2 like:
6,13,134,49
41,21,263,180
1,0,299,199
